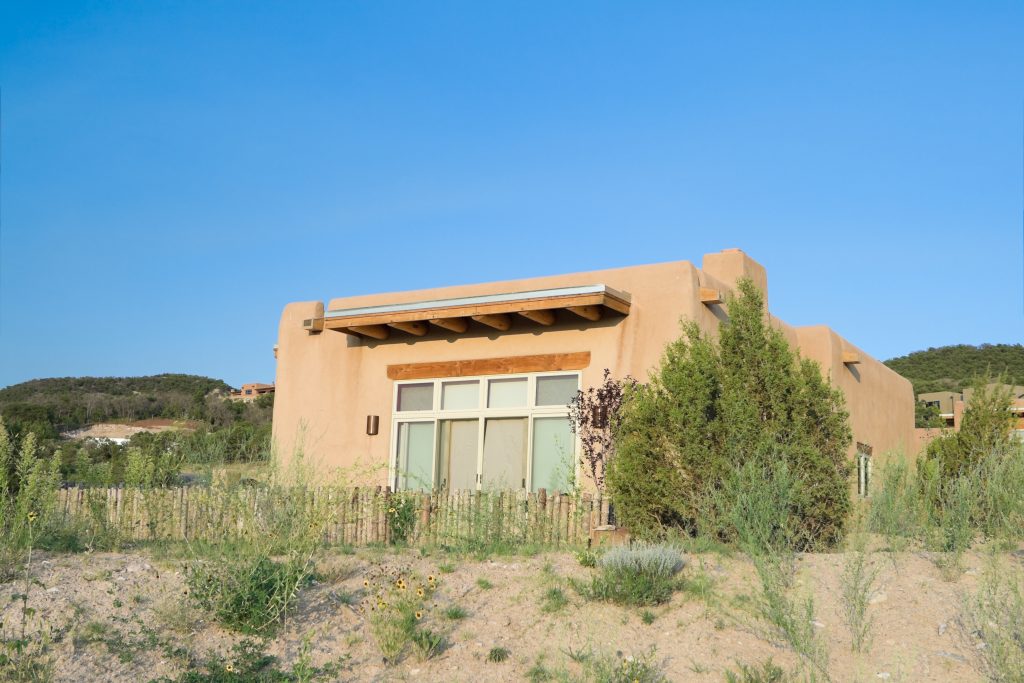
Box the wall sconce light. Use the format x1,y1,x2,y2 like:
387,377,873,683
591,405,609,429
366,415,379,436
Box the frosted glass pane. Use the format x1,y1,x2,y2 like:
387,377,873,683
438,419,479,490
397,421,434,491
536,375,579,406
397,383,433,411
442,381,479,410
487,378,527,408
531,417,574,493
482,418,527,489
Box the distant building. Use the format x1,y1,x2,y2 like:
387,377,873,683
229,382,275,402
916,384,1024,449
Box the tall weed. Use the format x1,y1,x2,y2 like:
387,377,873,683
961,557,1024,682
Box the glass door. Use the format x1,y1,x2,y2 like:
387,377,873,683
531,416,574,492
395,421,435,491
481,417,528,489
437,419,479,490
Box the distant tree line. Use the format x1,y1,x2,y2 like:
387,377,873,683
884,344,1024,395
884,343,1024,428
0,374,239,439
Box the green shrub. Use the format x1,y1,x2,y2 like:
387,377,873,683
962,559,1024,682
710,459,803,554
924,379,1017,481
148,638,347,682
486,647,510,663
840,530,877,653
385,493,418,545
576,542,684,606
186,554,308,635
608,279,852,549
0,419,62,580
867,458,921,546
540,587,568,613
724,659,789,683
587,648,667,683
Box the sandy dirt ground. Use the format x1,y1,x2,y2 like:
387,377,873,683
1,546,1015,682
62,419,200,442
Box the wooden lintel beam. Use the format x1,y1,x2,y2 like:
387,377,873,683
566,305,602,322
518,309,556,326
388,351,591,380
699,287,723,305
842,351,861,365
429,317,468,333
388,321,428,337
472,313,512,331
347,324,390,340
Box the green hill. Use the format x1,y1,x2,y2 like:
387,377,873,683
0,374,233,438
884,344,1024,395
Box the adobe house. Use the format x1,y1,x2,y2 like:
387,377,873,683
272,248,915,496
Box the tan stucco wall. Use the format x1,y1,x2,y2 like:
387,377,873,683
792,326,916,463
273,249,916,482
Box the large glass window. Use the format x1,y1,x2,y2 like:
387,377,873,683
392,372,579,492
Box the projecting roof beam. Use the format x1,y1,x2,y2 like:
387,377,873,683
699,287,723,305
842,351,861,365
388,321,428,337
518,309,556,326
472,313,512,331
347,325,390,340
429,317,469,333
567,305,602,322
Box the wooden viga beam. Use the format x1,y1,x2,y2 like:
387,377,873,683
429,317,469,333
566,305,601,322
388,321,428,337
472,313,512,331
842,351,861,365
347,324,390,340
699,287,723,305
518,309,556,326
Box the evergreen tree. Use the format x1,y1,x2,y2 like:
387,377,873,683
607,279,852,549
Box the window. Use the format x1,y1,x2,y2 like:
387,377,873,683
536,375,579,406
487,378,527,408
397,383,433,412
857,450,871,498
441,381,479,410
391,372,579,492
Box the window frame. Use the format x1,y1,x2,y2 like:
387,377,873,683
389,371,581,492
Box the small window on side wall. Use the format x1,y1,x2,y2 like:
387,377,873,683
856,443,872,498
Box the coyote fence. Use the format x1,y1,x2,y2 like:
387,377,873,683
55,486,612,548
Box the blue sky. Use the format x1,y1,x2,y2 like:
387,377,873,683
1,1,1022,389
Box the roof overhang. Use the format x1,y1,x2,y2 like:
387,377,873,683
313,284,631,340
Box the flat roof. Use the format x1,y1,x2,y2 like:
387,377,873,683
325,284,629,319
311,284,631,340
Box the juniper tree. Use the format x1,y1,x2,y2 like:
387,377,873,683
607,279,853,549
